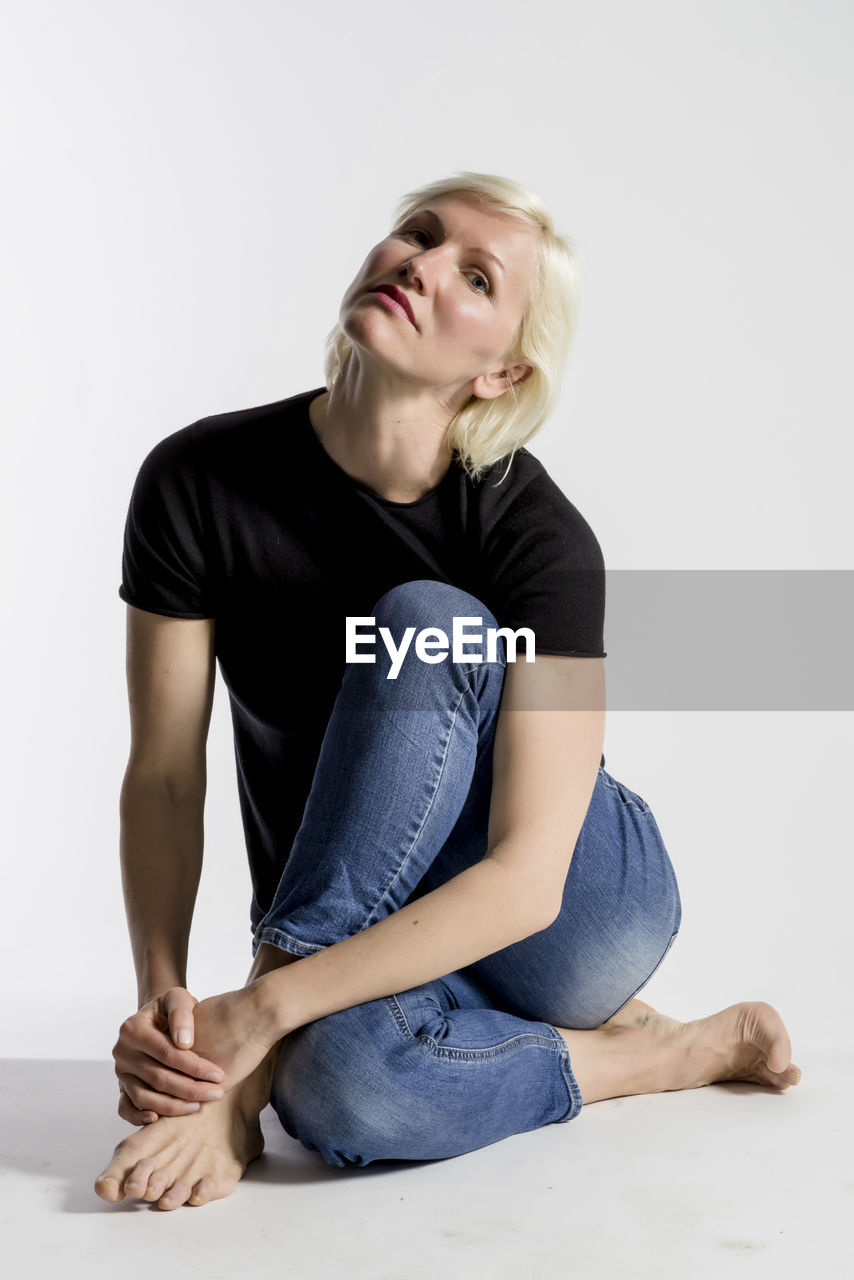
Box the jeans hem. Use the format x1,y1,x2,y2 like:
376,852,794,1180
387,995,583,1124
546,1027,585,1122
252,927,327,960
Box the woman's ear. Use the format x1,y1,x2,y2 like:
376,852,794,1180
471,361,535,401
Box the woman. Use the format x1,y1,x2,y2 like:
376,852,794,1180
95,172,801,1211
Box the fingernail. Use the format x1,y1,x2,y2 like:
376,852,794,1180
176,1029,192,1047
205,1088,224,1101
208,1069,225,1083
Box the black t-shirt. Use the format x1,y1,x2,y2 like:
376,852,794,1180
118,386,607,930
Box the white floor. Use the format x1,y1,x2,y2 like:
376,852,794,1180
2,1049,850,1280
5,719,850,1277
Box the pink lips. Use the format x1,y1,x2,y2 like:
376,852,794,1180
371,285,416,326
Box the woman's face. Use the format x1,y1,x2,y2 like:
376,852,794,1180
338,193,539,403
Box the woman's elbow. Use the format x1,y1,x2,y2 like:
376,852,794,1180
507,881,563,940
531,894,562,935
484,850,564,938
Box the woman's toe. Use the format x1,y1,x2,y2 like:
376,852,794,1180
157,1178,195,1211
187,1176,219,1206
95,1152,135,1202
93,1174,124,1202
142,1170,173,1203
746,1057,799,1090
123,1158,156,1198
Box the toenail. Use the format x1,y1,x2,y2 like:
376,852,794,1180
96,1177,117,1186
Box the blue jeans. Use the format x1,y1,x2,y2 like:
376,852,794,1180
252,580,682,1168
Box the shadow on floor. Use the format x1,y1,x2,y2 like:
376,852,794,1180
0,1058,408,1215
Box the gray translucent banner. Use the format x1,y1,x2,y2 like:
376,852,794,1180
602,570,853,710
341,571,853,711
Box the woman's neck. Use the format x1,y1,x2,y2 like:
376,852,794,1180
309,375,458,504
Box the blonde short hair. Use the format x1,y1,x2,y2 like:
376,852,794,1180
322,170,584,485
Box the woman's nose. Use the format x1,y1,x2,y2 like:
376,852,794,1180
400,248,438,289
399,256,423,287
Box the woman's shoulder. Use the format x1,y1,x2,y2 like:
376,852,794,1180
189,386,320,444
474,446,604,567
475,444,587,519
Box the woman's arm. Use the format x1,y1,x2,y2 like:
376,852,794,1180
244,655,605,1045
120,780,203,1008
112,608,227,1122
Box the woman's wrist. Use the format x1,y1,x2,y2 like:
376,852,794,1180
252,966,301,1043
135,949,188,1004
137,976,188,1008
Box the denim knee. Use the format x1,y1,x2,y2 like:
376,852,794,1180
270,1002,434,1168
269,989,579,1169
362,579,507,704
371,578,501,640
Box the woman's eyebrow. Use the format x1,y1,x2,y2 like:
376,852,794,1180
414,208,506,274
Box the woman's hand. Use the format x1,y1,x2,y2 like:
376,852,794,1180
189,983,281,1092
112,987,227,1125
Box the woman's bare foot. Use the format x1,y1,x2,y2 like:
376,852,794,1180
94,1044,278,1210
558,998,802,1105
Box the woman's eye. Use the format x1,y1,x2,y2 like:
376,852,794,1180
403,227,491,295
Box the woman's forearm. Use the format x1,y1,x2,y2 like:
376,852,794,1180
120,774,204,1005
253,848,556,1039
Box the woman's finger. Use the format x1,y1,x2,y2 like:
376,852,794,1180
114,1019,225,1083
112,1056,223,1105
117,1071,205,1117
117,1087,158,1126
161,988,197,1050
116,1054,224,1104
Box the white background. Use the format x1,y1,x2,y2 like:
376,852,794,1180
1,0,851,1063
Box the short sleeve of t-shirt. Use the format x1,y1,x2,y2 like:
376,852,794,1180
479,460,606,658
118,425,214,619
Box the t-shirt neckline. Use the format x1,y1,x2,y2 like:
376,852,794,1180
303,387,456,509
